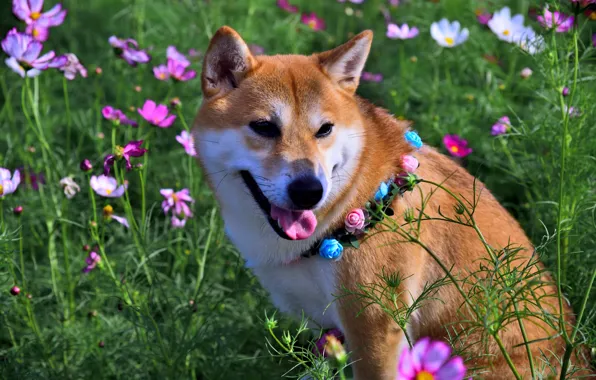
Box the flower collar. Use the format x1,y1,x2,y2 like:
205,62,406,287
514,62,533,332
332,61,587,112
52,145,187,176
300,130,423,261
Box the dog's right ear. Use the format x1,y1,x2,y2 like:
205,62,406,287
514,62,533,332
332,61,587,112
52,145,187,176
201,26,255,99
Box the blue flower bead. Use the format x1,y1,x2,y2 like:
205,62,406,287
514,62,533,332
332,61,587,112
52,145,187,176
405,131,423,149
374,181,389,202
319,238,344,260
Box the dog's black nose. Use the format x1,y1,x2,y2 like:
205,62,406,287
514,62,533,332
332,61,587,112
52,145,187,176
288,176,323,210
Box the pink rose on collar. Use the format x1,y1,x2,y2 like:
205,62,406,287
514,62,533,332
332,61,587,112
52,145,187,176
401,154,419,173
345,208,366,233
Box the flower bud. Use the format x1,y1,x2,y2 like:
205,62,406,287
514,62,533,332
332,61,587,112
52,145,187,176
80,159,93,172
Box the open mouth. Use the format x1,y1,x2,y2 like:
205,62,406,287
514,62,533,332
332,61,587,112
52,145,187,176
239,170,318,241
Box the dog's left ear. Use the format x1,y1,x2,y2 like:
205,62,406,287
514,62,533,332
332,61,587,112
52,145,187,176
317,30,373,94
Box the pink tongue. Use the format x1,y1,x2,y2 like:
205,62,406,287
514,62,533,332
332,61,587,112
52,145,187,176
271,205,318,240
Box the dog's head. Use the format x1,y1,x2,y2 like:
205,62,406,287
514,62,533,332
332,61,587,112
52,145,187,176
194,26,372,242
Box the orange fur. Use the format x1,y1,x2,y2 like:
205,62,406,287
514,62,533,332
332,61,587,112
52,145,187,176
193,27,592,379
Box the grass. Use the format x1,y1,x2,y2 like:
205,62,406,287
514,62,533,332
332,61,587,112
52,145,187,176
0,0,595,378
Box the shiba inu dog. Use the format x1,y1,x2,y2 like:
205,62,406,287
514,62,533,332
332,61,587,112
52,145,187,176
193,26,586,379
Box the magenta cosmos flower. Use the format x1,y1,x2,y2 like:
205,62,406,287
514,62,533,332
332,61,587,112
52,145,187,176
277,0,298,13
386,23,419,39
82,251,101,273
12,0,67,27
443,134,472,158
90,175,126,198
2,28,63,77
537,8,574,32
397,338,466,380
102,106,138,127
176,131,197,156
161,188,194,224
491,116,511,136
476,11,492,25
313,329,344,357
108,36,151,66
301,12,325,31
138,100,176,128
0,168,21,198
103,140,147,175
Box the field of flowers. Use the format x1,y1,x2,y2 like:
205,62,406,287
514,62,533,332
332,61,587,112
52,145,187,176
0,0,595,378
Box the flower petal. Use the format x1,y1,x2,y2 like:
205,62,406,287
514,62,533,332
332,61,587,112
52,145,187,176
410,337,430,371
5,57,26,77
158,114,176,128
21,40,43,62
29,0,44,14
435,356,466,380
421,341,451,372
397,347,416,378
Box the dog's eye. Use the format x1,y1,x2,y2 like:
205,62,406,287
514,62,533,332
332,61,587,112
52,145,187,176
315,123,334,138
249,120,281,138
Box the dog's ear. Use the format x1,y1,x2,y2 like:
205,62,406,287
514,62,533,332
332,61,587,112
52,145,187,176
202,26,255,99
317,30,373,94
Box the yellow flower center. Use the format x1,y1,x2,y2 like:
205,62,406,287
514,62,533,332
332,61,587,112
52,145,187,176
103,205,113,217
590,12,596,21
115,145,124,158
31,12,41,20
308,20,317,29
0,184,3,196
172,193,179,202
159,73,166,79
105,189,112,195
450,146,459,153
416,371,435,380
32,28,40,37
503,29,510,36
444,37,454,46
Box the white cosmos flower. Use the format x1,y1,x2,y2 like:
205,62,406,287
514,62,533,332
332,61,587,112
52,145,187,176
512,26,546,55
430,19,469,48
59,176,81,199
488,7,526,43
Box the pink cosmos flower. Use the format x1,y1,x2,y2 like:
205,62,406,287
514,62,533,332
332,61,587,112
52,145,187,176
167,58,197,82
138,100,176,128
0,168,21,198
90,175,126,198
161,188,194,219
176,131,197,157
55,53,87,80
2,28,62,77
12,0,67,27
25,23,50,41
103,140,147,175
153,64,169,81
108,36,151,66
345,208,366,233
301,12,326,31
401,155,419,173
491,116,511,136
443,134,472,158
361,72,383,82
338,0,365,3
102,106,138,127
82,251,101,273
389,0,400,5
386,23,419,39
397,338,466,380
171,216,186,229
166,45,190,67
313,329,344,357
537,8,574,33
277,0,299,13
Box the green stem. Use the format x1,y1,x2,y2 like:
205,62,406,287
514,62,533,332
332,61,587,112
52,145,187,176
559,267,596,379
494,334,522,380
60,203,75,321
18,218,25,288
513,301,535,378
63,77,72,154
